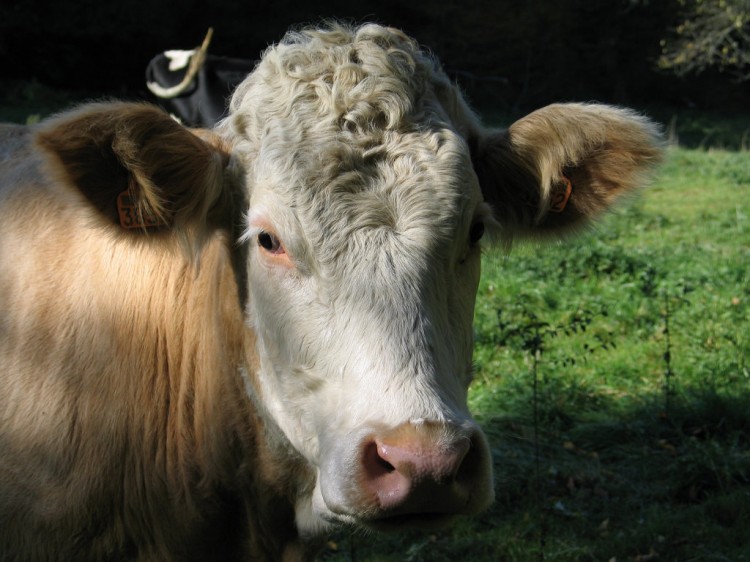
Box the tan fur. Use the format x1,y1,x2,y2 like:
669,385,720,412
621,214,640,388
469,103,664,241
35,102,233,250
0,108,315,561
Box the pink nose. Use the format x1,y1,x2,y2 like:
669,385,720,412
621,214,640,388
361,421,482,517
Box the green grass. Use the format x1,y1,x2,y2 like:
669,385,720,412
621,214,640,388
323,149,750,561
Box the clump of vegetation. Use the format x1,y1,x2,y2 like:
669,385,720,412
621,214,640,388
658,0,750,82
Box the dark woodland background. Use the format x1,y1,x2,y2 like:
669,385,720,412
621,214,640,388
1,0,747,119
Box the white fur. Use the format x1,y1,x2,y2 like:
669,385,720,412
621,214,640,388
164,49,195,71
219,24,492,526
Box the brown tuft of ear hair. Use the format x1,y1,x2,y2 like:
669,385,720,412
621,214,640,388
471,103,664,241
35,102,233,244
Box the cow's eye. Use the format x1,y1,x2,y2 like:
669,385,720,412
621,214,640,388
469,220,485,246
257,231,284,254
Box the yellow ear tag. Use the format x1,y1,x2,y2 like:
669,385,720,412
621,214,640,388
550,176,573,214
117,190,162,229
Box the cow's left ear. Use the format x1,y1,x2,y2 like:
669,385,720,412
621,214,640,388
36,102,232,242
470,103,663,240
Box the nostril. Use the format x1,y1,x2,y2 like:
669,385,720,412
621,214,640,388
376,453,395,473
363,440,395,479
451,439,471,482
383,464,395,474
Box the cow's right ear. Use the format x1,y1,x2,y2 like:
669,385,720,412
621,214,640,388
470,103,663,242
36,102,232,241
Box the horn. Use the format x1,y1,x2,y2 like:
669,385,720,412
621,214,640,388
147,28,214,99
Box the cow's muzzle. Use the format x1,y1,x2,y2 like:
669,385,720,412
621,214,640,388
353,420,493,527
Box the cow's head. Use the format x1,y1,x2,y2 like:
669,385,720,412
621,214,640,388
36,23,662,536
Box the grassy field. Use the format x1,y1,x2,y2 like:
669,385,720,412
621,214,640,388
2,87,747,560
322,148,750,560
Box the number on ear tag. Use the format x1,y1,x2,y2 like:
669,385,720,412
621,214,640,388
550,176,573,214
117,190,163,229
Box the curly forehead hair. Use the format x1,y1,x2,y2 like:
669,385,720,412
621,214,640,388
226,22,457,142
223,23,480,275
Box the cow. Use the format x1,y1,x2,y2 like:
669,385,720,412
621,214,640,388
146,29,256,128
0,23,662,562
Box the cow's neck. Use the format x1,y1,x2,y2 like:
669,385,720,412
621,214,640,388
150,233,318,555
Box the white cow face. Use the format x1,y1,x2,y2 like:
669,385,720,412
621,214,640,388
242,123,493,530
217,25,509,532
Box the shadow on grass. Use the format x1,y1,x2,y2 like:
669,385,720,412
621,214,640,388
320,389,750,562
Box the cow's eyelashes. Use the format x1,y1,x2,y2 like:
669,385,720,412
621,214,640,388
257,231,284,254
458,220,486,266
469,220,485,246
